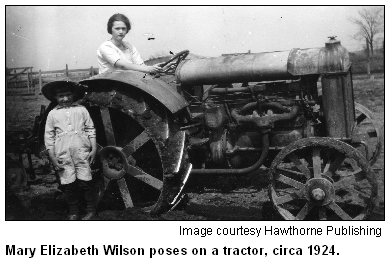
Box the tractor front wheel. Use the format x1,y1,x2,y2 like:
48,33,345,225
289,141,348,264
268,138,378,220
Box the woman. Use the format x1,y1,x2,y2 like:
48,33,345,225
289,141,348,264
97,13,162,74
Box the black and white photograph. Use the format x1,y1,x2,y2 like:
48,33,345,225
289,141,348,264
5,6,384,223
3,5,387,264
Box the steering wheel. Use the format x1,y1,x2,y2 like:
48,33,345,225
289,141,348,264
159,50,189,75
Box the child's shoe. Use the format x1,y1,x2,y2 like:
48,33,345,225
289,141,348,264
68,214,79,220
82,212,97,220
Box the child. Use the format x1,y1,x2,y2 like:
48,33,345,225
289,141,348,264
43,81,97,220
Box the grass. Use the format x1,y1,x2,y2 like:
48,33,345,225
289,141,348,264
6,95,49,132
352,74,384,121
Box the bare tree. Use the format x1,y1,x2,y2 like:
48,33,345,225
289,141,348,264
349,6,384,56
349,7,384,76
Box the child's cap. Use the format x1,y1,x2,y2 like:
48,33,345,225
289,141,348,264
42,79,86,102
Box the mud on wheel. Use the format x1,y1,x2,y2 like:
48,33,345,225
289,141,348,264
82,83,188,215
268,137,378,220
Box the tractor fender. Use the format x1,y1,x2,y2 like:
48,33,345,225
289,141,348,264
79,71,188,114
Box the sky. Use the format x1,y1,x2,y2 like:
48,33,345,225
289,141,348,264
5,6,371,71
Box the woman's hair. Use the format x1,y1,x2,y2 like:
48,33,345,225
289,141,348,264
107,13,131,34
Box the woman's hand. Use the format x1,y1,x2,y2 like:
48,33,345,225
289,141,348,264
115,60,163,75
147,64,163,75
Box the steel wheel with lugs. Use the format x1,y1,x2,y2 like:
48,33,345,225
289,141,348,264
352,103,383,166
83,86,183,214
268,138,378,220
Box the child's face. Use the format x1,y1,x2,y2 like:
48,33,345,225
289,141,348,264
55,89,74,107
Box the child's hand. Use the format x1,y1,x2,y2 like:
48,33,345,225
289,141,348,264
48,149,63,171
88,149,97,165
52,158,64,171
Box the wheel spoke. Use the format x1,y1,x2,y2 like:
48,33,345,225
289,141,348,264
312,148,322,178
353,131,377,142
274,190,304,205
295,202,314,220
100,107,116,145
345,158,360,171
323,160,331,175
335,188,370,207
121,130,151,158
96,143,103,154
97,175,111,204
287,153,311,179
323,153,345,177
126,165,163,190
117,178,134,208
333,172,365,191
327,202,353,220
141,205,155,213
319,207,327,220
103,175,110,190
275,173,305,190
275,168,305,179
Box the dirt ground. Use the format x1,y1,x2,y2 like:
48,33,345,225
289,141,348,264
5,74,384,221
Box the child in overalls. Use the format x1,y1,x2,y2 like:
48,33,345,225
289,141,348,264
43,81,97,220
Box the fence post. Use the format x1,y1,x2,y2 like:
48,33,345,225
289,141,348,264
39,70,42,94
34,71,38,96
30,68,33,88
27,71,30,93
90,66,94,76
14,69,17,89
65,64,69,77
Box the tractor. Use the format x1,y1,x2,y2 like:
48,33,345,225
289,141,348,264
35,37,382,220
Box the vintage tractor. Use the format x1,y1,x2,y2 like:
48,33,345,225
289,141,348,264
38,37,382,220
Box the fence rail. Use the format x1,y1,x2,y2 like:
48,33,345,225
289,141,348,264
6,65,98,95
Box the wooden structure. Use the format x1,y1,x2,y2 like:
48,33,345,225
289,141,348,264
6,67,34,94
6,65,98,96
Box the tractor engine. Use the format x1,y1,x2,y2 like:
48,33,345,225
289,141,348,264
182,80,320,169
175,37,352,171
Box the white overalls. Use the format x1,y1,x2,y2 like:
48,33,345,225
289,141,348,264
45,103,96,184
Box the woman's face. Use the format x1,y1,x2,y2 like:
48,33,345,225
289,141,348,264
111,21,128,41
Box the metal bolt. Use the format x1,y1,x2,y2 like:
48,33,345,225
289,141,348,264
311,188,326,201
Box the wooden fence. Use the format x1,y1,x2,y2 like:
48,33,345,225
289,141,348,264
6,65,98,96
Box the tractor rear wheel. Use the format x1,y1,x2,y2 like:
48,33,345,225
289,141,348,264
352,103,383,166
83,87,184,214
